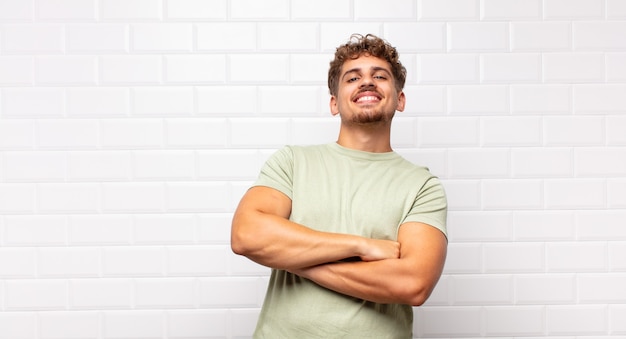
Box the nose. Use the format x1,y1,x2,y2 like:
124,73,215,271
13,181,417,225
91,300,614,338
359,76,375,89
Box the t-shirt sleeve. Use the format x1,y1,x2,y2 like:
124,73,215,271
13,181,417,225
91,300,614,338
402,176,448,237
253,146,294,200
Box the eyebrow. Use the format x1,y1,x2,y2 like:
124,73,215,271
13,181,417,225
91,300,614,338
341,66,393,80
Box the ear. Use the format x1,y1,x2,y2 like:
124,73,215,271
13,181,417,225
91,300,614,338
330,95,340,116
396,91,406,112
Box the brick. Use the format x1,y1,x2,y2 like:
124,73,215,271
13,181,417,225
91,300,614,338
418,0,479,20
0,120,35,149
0,184,36,214
165,0,227,19
448,85,508,114
443,243,482,274
443,179,481,210
418,117,479,147
448,22,509,52
132,150,194,180
67,87,130,117
290,55,331,84
485,306,544,336
167,310,229,338
197,214,231,244
258,23,318,51
291,0,351,19
447,211,512,242
546,305,606,335
2,88,64,117
166,182,230,212
4,215,66,245
197,86,257,115
196,150,262,180
196,23,256,51
36,0,96,20
69,215,132,245
544,0,604,19
512,147,573,178
481,0,541,20
0,248,37,278
38,183,100,213
39,311,100,339
543,53,605,83
67,151,131,181
230,118,289,148
402,86,445,115
511,85,571,114
607,53,626,81
448,149,509,178
481,53,541,83
484,243,544,273
100,55,162,84
230,0,289,19
354,0,415,19
168,246,229,276
515,274,576,304
608,0,626,18
574,21,626,50
543,116,604,146
228,55,289,83
102,182,164,212
514,211,575,241
165,55,226,84
608,116,626,145
385,22,445,52
608,179,626,208
38,248,101,278
579,274,626,303
135,278,196,308
37,120,99,149
165,118,227,148
578,210,626,240
131,24,192,52
259,86,320,116
103,311,164,338
609,242,626,271
418,54,478,84
391,117,416,148
103,247,164,277
481,116,543,146
199,277,262,307
0,56,33,85
71,279,132,309
36,56,97,85
482,179,543,210
452,275,513,305
511,22,571,51
547,242,607,272
545,179,605,209
574,84,626,113
66,24,128,52
102,0,161,20
0,0,33,20
1,24,64,52
291,118,340,145
319,23,383,52
5,280,68,310
3,151,66,182
134,214,195,244
575,147,626,177
610,305,626,333
100,119,164,149
417,306,482,337
0,312,37,339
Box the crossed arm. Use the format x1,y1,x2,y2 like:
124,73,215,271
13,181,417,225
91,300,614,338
231,186,447,306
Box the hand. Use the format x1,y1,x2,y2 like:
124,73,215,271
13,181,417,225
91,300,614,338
359,238,400,262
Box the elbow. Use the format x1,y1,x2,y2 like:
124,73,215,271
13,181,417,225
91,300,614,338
395,280,433,307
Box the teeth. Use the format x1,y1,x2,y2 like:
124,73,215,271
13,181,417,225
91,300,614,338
357,96,379,102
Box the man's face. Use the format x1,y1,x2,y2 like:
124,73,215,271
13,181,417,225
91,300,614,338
330,54,405,124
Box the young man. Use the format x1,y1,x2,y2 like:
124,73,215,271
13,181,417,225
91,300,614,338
231,34,448,338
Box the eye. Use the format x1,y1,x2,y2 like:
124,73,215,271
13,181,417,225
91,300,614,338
347,77,359,83
374,75,387,80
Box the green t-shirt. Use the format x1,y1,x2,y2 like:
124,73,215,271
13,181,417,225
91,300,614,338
253,143,447,339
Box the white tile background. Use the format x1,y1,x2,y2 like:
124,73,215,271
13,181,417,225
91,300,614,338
0,0,625,338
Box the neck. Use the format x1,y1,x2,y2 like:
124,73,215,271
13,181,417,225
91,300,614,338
336,123,393,153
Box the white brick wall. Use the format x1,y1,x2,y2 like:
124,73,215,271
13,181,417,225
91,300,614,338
0,0,625,338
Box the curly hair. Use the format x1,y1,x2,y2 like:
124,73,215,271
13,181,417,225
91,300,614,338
327,34,407,96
